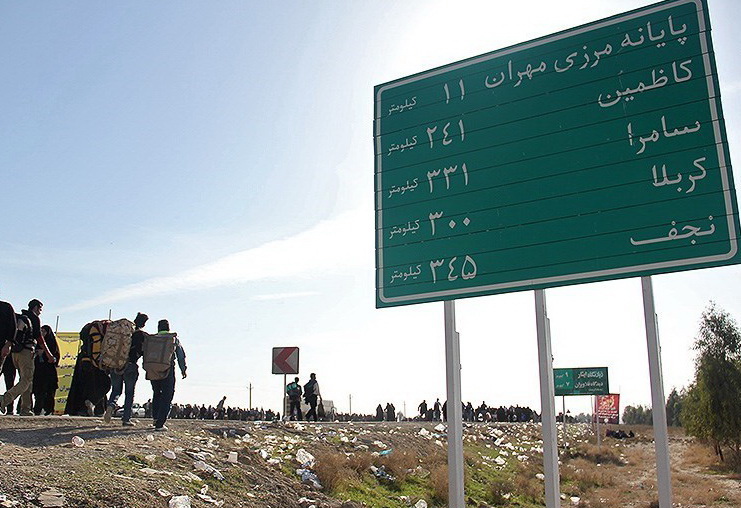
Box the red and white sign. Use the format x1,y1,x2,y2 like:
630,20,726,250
272,346,299,374
595,394,620,424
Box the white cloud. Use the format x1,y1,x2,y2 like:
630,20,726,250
62,208,371,312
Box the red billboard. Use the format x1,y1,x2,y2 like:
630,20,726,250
595,394,620,424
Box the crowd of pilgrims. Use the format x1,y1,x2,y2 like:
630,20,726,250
167,403,279,421
373,400,538,423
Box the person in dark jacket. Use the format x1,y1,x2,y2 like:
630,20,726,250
1,300,54,416
105,313,148,426
32,325,59,415
286,377,302,421
303,373,321,422
64,320,111,416
148,319,187,431
0,301,18,414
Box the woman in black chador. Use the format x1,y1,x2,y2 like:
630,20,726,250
33,325,59,415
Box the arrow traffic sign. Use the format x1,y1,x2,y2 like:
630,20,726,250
272,346,299,375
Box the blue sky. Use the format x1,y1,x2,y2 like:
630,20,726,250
2,0,740,417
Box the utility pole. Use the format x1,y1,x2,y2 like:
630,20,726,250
248,383,253,409
349,394,352,415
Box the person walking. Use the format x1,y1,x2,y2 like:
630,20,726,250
145,319,186,431
0,301,17,414
286,377,302,421
1,300,54,416
32,325,59,415
104,312,148,426
303,373,321,422
418,400,428,419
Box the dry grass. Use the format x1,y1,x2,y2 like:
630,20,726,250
345,452,373,475
313,450,355,492
566,442,624,466
429,464,448,504
487,477,515,505
376,449,418,483
512,467,545,504
560,458,614,493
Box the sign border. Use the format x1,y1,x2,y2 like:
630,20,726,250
375,0,736,306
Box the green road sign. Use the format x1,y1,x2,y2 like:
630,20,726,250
554,367,609,396
374,0,739,308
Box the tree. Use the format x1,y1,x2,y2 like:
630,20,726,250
665,387,684,427
623,404,652,425
682,303,741,465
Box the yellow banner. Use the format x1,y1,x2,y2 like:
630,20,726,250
55,332,80,414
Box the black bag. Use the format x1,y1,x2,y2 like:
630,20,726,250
11,314,32,353
317,401,326,419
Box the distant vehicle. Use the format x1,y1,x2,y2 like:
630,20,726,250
113,403,146,418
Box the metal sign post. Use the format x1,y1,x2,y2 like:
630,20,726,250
641,276,672,507
535,289,560,508
444,300,465,508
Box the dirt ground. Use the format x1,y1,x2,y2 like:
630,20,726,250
0,416,738,507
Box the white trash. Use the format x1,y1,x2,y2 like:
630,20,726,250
295,449,315,467
228,452,238,463
169,495,191,508
414,500,428,508
71,436,84,447
146,434,155,442
163,450,176,460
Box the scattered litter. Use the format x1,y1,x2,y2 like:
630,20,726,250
181,472,203,483
228,451,238,463
146,434,155,442
193,461,225,481
379,449,392,456
434,424,446,432
370,465,396,482
37,489,65,508
414,500,428,508
163,450,177,460
140,467,173,476
295,448,315,468
570,496,581,505
298,497,317,506
158,489,172,497
145,454,157,462
414,466,430,478
536,473,545,481
373,440,387,449
259,449,270,459
197,493,224,506
168,495,191,508
71,436,84,447
112,474,136,480
296,468,322,489
495,456,506,466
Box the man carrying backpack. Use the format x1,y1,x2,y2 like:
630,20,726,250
1,300,54,416
104,312,149,426
143,319,186,431
303,373,321,422
286,377,302,421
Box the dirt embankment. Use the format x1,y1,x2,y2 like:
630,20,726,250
0,417,738,508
